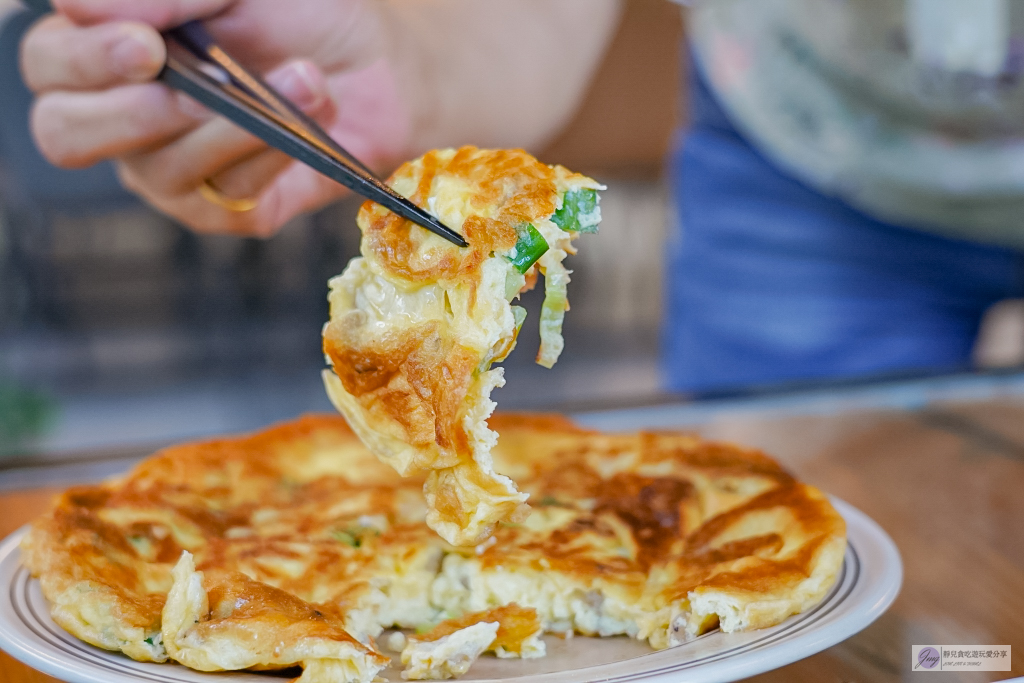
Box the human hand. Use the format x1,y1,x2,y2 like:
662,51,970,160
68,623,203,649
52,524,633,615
20,0,413,236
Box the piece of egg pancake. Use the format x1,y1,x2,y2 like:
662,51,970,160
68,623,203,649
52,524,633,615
21,413,847,681
398,604,544,680
322,146,603,546
162,552,389,682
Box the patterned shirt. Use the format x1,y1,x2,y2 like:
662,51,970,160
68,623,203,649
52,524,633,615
683,0,1024,247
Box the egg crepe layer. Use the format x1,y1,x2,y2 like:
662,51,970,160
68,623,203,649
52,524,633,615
21,414,846,682
323,147,602,546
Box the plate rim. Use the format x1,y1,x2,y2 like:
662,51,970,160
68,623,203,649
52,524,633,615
0,496,902,683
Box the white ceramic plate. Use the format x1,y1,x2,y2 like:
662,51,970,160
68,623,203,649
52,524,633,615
0,498,900,683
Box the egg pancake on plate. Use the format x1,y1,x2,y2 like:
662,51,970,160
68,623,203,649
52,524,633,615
322,147,603,546
21,413,846,682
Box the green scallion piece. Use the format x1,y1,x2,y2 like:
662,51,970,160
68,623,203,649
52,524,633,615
507,223,549,274
552,189,600,233
331,529,361,548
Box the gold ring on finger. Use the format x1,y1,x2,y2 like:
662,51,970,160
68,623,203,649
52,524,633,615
199,178,259,213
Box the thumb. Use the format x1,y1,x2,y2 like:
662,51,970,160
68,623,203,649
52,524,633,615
53,0,234,30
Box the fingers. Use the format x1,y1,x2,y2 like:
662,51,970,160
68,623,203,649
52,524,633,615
18,0,381,240
202,149,295,202
122,117,274,197
21,14,165,92
127,161,347,237
240,162,350,235
24,12,202,170
121,60,331,194
31,84,207,168
116,60,340,236
53,0,233,31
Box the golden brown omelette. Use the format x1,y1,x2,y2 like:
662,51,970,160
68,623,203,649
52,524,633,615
322,147,603,546
21,414,846,682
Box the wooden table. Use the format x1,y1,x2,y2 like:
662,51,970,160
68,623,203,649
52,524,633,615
3,388,1023,682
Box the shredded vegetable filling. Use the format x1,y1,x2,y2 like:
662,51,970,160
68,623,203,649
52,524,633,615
530,188,602,368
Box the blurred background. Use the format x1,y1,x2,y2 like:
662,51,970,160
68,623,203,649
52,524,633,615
1,0,1023,462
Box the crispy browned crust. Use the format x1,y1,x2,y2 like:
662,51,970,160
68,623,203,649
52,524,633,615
358,147,560,285
22,413,847,669
324,322,478,472
20,503,168,659
162,557,388,675
20,415,410,666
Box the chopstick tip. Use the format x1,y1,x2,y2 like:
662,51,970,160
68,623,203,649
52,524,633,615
422,216,468,248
